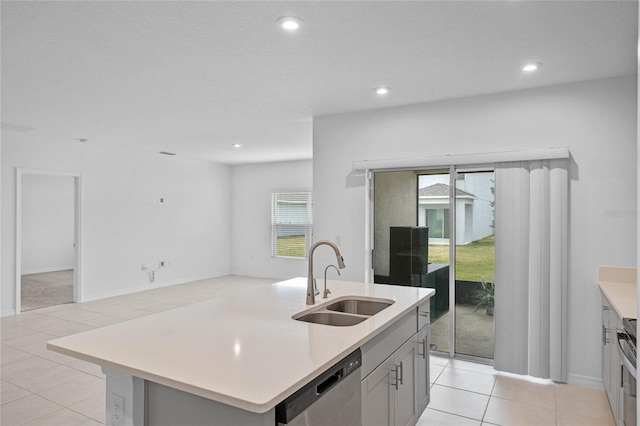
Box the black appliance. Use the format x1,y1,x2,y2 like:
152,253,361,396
618,318,637,426
389,226,429,286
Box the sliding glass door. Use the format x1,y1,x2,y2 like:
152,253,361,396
416,172,451,354
454,170,495,360
372,167,494,361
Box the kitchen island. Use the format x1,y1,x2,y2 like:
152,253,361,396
47,277,434,425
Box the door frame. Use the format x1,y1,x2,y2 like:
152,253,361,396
15,168,83,313
366,164,495,361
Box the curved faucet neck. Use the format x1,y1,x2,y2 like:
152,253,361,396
307,240,345,305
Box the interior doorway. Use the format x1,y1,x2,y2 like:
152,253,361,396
15,169,82,313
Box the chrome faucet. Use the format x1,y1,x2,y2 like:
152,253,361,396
323,264,340,299
307,240,345,305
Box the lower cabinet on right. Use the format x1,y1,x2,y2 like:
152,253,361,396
601,294,624,426
417,323,430,414
361,323,430,426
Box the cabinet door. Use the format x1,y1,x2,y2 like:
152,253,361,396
395,338,417,426
362,356,394,426
601,295,624,426
611,313,623,426
417,325,430,415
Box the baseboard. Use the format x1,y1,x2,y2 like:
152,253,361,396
230,269,297,281
22,266,74,275
1,308,17,318
568,373,603,390
80,273,227,303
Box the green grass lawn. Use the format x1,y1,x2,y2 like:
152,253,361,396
276,235,306,257
277,234,495,283
429,235,495,282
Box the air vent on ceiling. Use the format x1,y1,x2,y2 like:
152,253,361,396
159,151,177,156
1,122,36,132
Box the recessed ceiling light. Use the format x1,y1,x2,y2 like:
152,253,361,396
522,62,542,72
232,143,243,149
375,87,390,95
277,16,303,31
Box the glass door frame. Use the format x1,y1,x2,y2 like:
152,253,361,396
365,163,494,362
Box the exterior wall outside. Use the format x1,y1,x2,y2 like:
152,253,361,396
313,76,637,386
457,172,494,243
418,172,494,245
374,171,417,277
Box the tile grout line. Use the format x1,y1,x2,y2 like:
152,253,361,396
426,406,485,424
481,374,499,423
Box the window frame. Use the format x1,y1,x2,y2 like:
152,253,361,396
271,191,313,259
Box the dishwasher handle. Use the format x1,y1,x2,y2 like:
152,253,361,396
317,369,343,396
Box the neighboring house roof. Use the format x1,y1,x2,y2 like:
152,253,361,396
419,183,476,198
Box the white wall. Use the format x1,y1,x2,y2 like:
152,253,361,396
313,76,637,386
21,174,75,274
2,133,232,315
230,160,312,279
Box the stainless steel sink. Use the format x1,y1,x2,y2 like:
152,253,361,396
295,312,367,326
293,297,395,327
325,299,393,316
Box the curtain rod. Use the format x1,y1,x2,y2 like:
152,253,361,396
352,147,570,171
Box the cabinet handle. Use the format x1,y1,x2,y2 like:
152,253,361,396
393,365,400,391
399,362,404,385
419,311,429,318
420,338,427,360
602,325,610,345
621,364,624,388
603,306,610,311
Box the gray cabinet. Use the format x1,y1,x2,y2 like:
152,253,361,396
361,337,418,426
601,294,623,426
395,338,418,426
416,323,430,414
361,351,394,426
361,302,430,426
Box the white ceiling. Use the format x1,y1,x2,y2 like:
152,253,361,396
1,1,637,164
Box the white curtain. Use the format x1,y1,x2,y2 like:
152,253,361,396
494,159,568,382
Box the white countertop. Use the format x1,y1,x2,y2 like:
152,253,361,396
597,266,637,319
47,278,434,413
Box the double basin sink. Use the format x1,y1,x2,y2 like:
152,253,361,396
293,297,394,326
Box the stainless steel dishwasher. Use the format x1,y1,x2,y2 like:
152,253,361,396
275,348,362,426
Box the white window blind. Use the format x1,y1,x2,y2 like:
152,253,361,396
271,192,313,258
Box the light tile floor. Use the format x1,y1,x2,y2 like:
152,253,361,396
419,354,616,426
1,275,616,426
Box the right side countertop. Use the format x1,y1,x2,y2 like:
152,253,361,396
598,265,637,319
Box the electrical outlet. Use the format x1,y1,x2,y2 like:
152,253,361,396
159,197,165,204
112,393,125,426
160,261,166,267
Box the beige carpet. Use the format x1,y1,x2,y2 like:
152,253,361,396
21,270,74,312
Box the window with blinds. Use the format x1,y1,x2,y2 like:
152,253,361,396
271,191,313,258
